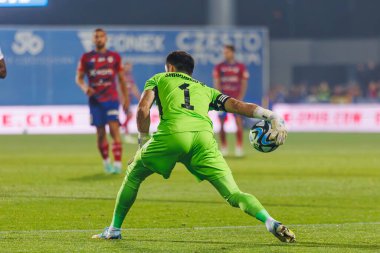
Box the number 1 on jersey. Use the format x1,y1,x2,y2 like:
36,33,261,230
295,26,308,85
179,83,194,110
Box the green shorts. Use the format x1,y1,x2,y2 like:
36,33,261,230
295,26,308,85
130,131,231,181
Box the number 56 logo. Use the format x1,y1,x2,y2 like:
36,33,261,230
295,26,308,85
12,31,44,55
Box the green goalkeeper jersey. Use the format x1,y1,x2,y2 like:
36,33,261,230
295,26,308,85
144,72,230,134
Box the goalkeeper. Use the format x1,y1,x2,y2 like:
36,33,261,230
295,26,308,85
93,51,295,243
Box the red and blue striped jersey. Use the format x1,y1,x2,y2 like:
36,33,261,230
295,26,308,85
78,50,123,102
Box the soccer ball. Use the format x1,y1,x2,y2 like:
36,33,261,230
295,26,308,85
249,120,279,153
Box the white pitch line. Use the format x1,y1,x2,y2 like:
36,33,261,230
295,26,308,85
0,221,379,234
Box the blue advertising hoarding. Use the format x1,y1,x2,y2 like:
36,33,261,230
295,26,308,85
0,0,48,7
0,26,268,105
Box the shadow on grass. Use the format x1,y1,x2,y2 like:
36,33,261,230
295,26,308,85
122,238,380,250
68,173,123,182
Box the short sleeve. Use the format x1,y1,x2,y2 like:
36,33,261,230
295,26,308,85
208,88,230,111
0,48,4,60
144,74,161,91
77,54,86,72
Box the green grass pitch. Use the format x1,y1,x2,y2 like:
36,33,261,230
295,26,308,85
0,132,379,252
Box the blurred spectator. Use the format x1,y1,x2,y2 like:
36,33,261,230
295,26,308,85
298,83,308,101
268,84,286,105
268,61,380,104
355,61,380,98
330,85,350,104
347,83,362,103
306,85,318,103
285,86,302,103
368,82,379,100
316,81,331,103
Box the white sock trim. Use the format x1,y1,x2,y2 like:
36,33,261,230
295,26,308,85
265,217,276,232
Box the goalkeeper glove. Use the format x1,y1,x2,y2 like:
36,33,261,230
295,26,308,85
253,107,287,145
138,132,151,148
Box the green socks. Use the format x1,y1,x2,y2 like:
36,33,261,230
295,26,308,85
255,209,271,223
110,182,138,228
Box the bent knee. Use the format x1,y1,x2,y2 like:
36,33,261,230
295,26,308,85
226,191,245,208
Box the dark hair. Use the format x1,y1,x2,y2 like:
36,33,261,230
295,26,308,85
94,28,106,34
166,51,195,75
224,44,235,52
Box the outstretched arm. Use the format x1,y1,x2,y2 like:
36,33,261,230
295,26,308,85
137,89,155,147
0,59,6,79
224,97,275,120
223,98,258,118
224,97,287,145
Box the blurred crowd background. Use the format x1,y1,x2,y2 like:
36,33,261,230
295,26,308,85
269,61,380,106
2,0,380,107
